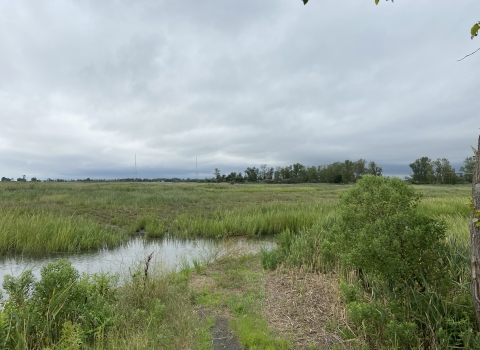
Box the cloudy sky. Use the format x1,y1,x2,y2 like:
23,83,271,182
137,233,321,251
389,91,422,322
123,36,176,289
1,0,479,180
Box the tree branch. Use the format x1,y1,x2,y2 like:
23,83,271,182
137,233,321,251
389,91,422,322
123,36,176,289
458,47,480,61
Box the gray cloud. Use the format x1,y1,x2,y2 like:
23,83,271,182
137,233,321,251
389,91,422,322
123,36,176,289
0,0,479,180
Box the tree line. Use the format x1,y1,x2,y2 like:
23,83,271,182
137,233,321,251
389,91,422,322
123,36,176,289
1,156,474,184
409,156,475,184
212,159,382,184
212,156,475,184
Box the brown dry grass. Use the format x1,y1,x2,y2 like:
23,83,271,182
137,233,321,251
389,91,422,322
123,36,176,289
189,241,356,349
263,266,353,349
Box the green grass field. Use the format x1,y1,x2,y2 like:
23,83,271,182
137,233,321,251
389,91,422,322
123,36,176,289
0,181,472,254
0,182,345,254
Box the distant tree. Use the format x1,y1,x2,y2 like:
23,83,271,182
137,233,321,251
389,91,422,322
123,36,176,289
235,172,244,183
31,177,37,182
1,177,11,182
367,161,383,177
442,160,458,184
292,163,306,182
259,164,268,181
353,159,367,181
273,166,282,182
214,168,221,182
342,160,355,183
244,167,259,182
461,156,476,182
409,157,433,183
273,165,292,182
280,165,292,181
265,167,274,181
305,166,319,182
323,162,344,183
225,172,237,182
16,177,26,182
432,158,457,184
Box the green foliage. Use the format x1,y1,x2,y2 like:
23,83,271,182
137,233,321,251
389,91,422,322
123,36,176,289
261,219,336,271
2,270,35,306
468,197,480,227
326,176,451,291
1,258,212,349
432,158,458,184
367,161,382,176
460,156,475,182
472,22,480,39
1,260,117,349
409,156,434,183
320,176,480,348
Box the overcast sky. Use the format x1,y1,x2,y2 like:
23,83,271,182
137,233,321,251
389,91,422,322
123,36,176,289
1,0,479,180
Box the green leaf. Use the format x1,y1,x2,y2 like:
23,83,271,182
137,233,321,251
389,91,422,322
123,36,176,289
375,0,380,4
471,23,480,39
473,218,479,223
303,0,309,5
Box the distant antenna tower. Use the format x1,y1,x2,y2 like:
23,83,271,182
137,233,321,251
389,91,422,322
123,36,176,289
134,154,137,181
195,156,198,180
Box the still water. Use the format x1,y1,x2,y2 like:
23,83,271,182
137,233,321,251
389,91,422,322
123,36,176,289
0,236,275,289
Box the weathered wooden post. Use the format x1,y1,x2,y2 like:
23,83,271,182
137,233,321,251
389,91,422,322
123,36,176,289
470,135,480,331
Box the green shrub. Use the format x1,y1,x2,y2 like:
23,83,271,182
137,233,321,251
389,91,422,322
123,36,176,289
325,175,451,292
324,176,480,348
1,259,117,349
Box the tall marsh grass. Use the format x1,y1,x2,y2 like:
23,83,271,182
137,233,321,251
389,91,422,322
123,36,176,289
1,182,342,253
171,202,337,238
0,208,127,254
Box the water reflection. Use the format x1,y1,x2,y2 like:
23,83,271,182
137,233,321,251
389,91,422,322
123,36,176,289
0,236,275,290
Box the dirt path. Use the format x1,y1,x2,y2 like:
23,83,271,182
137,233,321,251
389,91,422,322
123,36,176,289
190,253,350,349
198,307,243,350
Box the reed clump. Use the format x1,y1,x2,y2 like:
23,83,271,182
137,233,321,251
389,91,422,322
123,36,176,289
171,202,336,238
0,207,127,254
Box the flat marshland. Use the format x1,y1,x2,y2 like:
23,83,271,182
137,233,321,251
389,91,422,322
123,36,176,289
0,182,343,254
0,181,475,349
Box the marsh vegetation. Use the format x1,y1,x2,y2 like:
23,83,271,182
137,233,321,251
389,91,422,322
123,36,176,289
0,180,476,349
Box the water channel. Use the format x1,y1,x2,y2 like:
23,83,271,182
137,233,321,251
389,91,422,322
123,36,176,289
0,236,275,293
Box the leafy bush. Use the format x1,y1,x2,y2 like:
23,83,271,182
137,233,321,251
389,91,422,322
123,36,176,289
324,175,451,292
1,259,117,349
321,176,480,348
